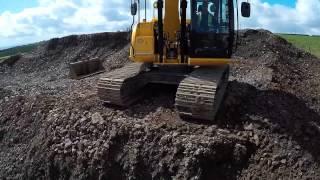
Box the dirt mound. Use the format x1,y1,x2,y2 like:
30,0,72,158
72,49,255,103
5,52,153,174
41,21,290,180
0,29,320,179
233,29,320,112
39,32,128,63
0,95,56,179
234,29,311,59
0,32,130,96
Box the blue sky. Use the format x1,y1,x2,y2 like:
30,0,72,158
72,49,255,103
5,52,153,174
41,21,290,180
0,0,38,13
262,0,296,7
0,0,319,48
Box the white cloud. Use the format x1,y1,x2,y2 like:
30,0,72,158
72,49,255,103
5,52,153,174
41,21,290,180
0,0,319,47
0,0,132,47
240,0,320,35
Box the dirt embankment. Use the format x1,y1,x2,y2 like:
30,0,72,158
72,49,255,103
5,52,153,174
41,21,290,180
0,32,130,96
0,29,320,179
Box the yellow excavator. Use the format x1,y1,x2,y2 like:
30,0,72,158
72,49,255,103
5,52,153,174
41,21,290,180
97,0,250,120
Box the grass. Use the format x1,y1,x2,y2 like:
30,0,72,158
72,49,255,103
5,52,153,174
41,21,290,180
279,34,320,58
0,56,10,63
0,56,9,60
0,43,39,59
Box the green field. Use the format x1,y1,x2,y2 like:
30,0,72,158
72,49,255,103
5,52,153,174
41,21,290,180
0,56,9,60
0,56,10,63
0,43,39,59
279,34,320,58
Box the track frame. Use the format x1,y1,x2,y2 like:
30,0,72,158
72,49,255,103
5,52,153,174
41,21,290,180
97,63,229,121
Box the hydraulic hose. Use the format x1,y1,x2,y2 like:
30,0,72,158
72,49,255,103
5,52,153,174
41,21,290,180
130,14,135,57
130,0,137,57
235,0,239,51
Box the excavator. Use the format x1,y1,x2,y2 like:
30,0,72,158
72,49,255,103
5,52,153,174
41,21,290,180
96,0,250,121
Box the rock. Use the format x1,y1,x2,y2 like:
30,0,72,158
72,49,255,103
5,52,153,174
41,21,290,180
206,126,217,134
248,131,253,137
244,123,254,131
64,138,72,148
295,145,301,150
263,153,268,157
217,129,230,135
91,112,104,125
281,159,287,164
272,161,280,168
134,124,142,129
298,160,304,167
272,154,280,161
253,134,260,145
172,132,179,137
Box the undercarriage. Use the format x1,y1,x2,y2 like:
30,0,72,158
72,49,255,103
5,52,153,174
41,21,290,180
97,63,229,121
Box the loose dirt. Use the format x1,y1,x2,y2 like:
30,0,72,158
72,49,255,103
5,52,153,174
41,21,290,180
0,29,319,179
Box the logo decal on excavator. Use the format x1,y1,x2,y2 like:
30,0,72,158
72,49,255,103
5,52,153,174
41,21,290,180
137,38,144,44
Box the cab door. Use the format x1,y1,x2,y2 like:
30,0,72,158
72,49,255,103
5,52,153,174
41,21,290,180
189,0,234,58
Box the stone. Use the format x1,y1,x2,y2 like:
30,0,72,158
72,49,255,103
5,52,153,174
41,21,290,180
295,145,301,150
244,123,254,131
80,117,87,123
91,112,104,125
217,129,230,134
64,138,72,148
172,132,179,137
134,124,142,129
281,159,287,164
272,161,280,167
253,134,260,145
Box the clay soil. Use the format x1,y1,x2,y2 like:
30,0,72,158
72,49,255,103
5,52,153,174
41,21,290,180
0,30,320,180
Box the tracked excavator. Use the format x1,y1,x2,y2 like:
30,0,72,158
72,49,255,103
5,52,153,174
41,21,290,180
97,0,250,120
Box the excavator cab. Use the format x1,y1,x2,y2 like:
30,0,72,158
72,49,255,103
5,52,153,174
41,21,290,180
190,0,234,58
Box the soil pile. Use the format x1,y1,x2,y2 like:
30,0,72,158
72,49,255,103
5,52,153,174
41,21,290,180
0,29,319,179
0,32,130,96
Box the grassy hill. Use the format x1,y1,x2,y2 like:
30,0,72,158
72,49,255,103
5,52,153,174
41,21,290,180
0,43,39,59
0,56,10,60
279,34,320,58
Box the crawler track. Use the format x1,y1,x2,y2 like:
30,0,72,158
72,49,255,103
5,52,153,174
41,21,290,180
97,63,148,106
175,66,229,120
98,63,229,120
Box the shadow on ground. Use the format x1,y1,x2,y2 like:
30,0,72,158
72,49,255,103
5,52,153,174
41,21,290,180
220,81,320,164
103,80,320,168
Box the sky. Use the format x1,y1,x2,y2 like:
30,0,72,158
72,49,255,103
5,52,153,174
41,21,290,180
261,0,295,7
0,0,319,48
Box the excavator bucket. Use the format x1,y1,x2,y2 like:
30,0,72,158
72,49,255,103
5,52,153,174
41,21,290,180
69,58,105,79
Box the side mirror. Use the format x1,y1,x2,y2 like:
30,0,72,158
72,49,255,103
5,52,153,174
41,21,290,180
241,2,251,18
131,2,138,16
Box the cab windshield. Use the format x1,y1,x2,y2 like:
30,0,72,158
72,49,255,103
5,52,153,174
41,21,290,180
192,0,230,33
